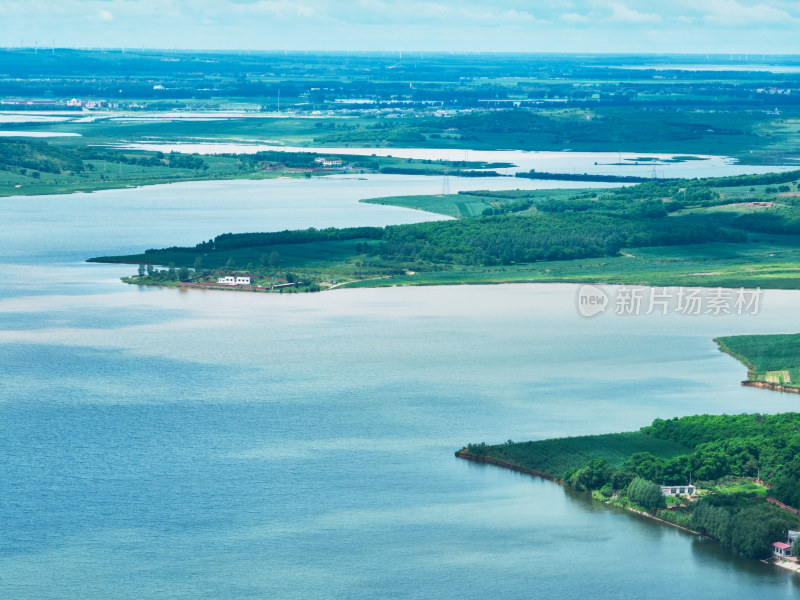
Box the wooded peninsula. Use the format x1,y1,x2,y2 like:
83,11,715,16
91,168,800,293
457,333,800,561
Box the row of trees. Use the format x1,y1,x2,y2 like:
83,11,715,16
136,263,190,282
691,497,793,559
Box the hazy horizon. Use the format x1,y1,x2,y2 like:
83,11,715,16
2,1,799,55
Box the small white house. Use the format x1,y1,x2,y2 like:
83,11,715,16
217,275,252,285
660,484,696,497
313,157,343,167
773,541,792,558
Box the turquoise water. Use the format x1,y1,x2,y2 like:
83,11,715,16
3,178,800,598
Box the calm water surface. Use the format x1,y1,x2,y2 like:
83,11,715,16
120,144,796,178
2,177,800,598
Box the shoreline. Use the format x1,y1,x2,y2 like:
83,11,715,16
773,558,800,574
120,274,796,295
456,451,703,537
454,451,560,483
716,338,800,394
742,380,800,394
122,279,314,293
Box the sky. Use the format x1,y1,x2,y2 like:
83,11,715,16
2,0,800,54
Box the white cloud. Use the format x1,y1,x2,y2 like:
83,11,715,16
498,9,537,22
461,7,537,24
3,0,800,52
608,2,662,23
560,12,589,23
250,1,316,18
697,0,796,26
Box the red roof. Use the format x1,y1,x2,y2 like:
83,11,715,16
773,542,792,550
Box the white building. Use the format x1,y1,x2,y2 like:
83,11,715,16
773,541,792,558
660,485,696,497
217,275,252,285
313,157,343,168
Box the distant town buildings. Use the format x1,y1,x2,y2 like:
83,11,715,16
66,98,107,108
1,98,107,108
1,99,60,106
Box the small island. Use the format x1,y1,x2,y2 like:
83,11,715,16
457,337,800,568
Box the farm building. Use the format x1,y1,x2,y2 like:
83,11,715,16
773,542,792,558
217,275,253,285
659,484,696,497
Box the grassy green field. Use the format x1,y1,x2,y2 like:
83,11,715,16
459,432,689,480
361,194,494,218
716,333,800,388
714,480,770,498
361,189,584,218
341,239,800,290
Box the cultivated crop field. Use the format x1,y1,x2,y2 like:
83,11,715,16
716,333,800,388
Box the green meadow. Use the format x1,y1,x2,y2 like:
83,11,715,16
361,189,582,218
716,333,800,389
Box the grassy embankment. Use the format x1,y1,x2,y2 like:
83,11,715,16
716,333,800,390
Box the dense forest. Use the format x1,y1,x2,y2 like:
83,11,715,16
378,212,743,265
143,208,744,268
0,139,83,173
